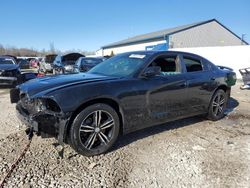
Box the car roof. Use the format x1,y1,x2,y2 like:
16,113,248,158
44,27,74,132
0,55,17,62
118,50,209,61
121,50,197,56
0,55,16,59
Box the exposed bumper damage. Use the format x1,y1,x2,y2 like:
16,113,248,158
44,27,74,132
12,88,72,144
0,76,17,85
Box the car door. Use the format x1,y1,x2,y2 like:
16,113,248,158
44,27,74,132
181,55,214,114
137,54,188,127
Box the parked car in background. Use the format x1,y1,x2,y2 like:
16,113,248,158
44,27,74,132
4,55,18,62
53,53,84,74
0,56,20,86
74,57,106,72
17,58,30,69
40,54,57,73
11,51,236,156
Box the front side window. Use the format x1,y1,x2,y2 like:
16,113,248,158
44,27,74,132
148,55,181,76
183,57,203,72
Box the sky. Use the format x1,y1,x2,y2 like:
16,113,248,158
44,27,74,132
0,0,249,52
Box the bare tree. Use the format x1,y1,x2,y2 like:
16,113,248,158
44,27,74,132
0,44,5,55
49,42,55,53
0,44,95,57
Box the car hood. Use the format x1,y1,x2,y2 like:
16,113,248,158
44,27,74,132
18,73,118,97
0,64,19,71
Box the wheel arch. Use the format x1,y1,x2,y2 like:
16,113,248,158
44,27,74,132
208,84,231,110
215,84,231,97
64,97,124,143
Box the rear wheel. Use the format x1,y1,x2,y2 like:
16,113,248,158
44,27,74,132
207,89,227,121
69,103,120,156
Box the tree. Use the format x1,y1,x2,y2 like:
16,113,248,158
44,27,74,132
0,44,5,55
49,42,55,53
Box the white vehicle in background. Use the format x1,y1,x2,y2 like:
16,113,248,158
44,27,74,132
40,54,57,73
239,67,250,89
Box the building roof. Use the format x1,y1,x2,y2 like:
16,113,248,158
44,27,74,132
102,19,248,49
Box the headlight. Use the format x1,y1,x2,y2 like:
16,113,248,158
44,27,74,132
34,99,47,112
34,98,61,113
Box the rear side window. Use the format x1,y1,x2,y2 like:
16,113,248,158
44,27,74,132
183,57,203,72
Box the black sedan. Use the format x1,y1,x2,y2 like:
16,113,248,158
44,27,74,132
11,51,236,156
74,57,106,72
0,56,21,86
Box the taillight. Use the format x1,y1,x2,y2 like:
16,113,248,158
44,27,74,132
37,73,45,77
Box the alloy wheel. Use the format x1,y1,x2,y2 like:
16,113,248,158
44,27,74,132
79,110,115,150
212,93,225,117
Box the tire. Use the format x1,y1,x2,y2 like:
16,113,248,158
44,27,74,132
207,89,227,121
69,103,120,156
15,73,23,85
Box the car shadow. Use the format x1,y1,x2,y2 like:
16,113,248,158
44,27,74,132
112,97,239,151
113,116,203,151
225,97,239,114
0,86,12,96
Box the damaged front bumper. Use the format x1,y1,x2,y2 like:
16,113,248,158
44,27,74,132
16,102,72,144
0,76,17,85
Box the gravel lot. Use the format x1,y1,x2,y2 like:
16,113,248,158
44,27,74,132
0,83,250,187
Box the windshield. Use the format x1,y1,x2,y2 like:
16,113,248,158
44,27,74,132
88,53,148,77
0,58,15,65
45,55,57,64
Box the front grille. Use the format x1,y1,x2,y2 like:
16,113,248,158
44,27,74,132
1,70,15,77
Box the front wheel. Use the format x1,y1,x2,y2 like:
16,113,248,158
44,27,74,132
207,89,227,121
69,103,120,156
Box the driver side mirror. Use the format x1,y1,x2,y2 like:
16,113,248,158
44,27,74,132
142,66,161,77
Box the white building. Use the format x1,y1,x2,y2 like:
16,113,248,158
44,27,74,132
97,19,248,56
